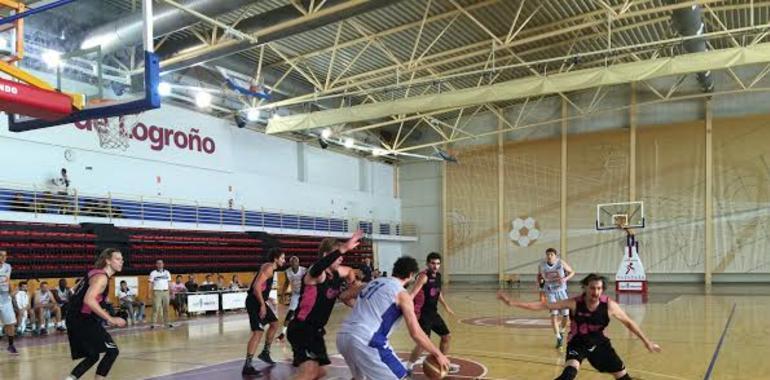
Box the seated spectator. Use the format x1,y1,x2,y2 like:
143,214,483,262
13,281,34,334
9,193,29,212
184,275,198,293
33,281,65,334
201,274,214,286
53,278,73,315
228,275,242,290
170,275,187,317
216,275,226,290
118,280,145,325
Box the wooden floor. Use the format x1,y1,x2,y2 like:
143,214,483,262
2,284,768,380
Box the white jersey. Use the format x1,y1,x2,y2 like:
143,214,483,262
341,277,404,342
0,263,10,302
285,266,306,294
540,259,567,293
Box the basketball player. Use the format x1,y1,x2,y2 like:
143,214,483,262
497,273,662,380
287,230,364,380
407,252,459,373
242,248,286,376
539,248,575,348
0,250,18,354
337,256,450,380
65,248,127,380
277,256,306,341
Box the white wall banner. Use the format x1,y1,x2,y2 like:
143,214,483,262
113,276,139,297
221,291,247,310
187,293,220,312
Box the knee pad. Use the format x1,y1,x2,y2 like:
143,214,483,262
554,366,578,380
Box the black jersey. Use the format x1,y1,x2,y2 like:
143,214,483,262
568,294,611,346
414,270,441,319
294,269,344,328
67,269,109,321
247,269,273,302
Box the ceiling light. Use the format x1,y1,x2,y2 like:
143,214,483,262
246,108,260,121
321,128,332,139
372,148,387,157
157,82,172,96
42,49,62,68
195,91,212,108
344,138,355,149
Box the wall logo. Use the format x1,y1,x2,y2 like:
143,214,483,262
509,216,540,247
74,118,216,154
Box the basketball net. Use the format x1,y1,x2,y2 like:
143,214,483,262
92,114,141,151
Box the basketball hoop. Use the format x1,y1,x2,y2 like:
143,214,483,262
91,114,140,151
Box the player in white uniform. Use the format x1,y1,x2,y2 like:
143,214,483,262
337,256,449,380
538,248,575,348
0,250,18,354
277,256,306,341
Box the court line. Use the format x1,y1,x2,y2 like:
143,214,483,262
702,302,737,380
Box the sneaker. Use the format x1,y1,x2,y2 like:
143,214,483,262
258,350,276,365
56,326,67,332
7,345,18,355
448,363,460,374
555,335,563,349
39,329,48,335
167,324,174,328
241,365,261,376
149,324,155,329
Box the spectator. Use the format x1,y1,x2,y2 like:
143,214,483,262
170,275,187,317
201,274,214,286
229,275,242,290
118,280,144,325
184,275,198,293
372,268,381,279
216,275,226,290
14,281,33,334
53,278,73,315
33,281,65,334
148,260,172,329
9,193,29,213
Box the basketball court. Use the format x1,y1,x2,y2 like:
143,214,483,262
2,1,770,379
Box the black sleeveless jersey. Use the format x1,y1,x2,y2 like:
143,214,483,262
247,270,273,302
414,270,441,318
295,269,344,328
568,294,611,346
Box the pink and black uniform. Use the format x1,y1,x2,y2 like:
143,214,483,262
413,269,449,337
65,269,120,378
565,294,625,374
287,250,346,367
245,271,278,331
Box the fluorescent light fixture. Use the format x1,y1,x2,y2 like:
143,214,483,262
246,108,261,121
157,82,172,96
195,91,212,108
344,138,355,149
321,128,332,139
42,49,62,68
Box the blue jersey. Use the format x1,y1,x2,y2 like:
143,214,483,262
340,277,404,345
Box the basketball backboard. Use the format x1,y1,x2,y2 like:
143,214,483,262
3,0,160,132
596,201,644,230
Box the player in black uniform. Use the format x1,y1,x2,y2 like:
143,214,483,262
242,248,286,376
497,273,662,380
288,230,364,380
407,252,458,373
65,248,126,380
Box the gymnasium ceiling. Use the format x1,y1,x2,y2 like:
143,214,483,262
22,0,770,161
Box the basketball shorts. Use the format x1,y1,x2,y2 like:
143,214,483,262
287,321,330,367
0,297,16,325
418,312,450,337
66,315,117,360
545,288,570,316
289,292,300,311
337,332,408,380
565,339,625,373
245,296,277,332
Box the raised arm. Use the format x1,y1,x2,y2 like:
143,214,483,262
497,290,575,312
408,273,428,298
397,291,450,369
608,299,661,353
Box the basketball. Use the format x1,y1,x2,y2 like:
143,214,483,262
422,354,448,379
